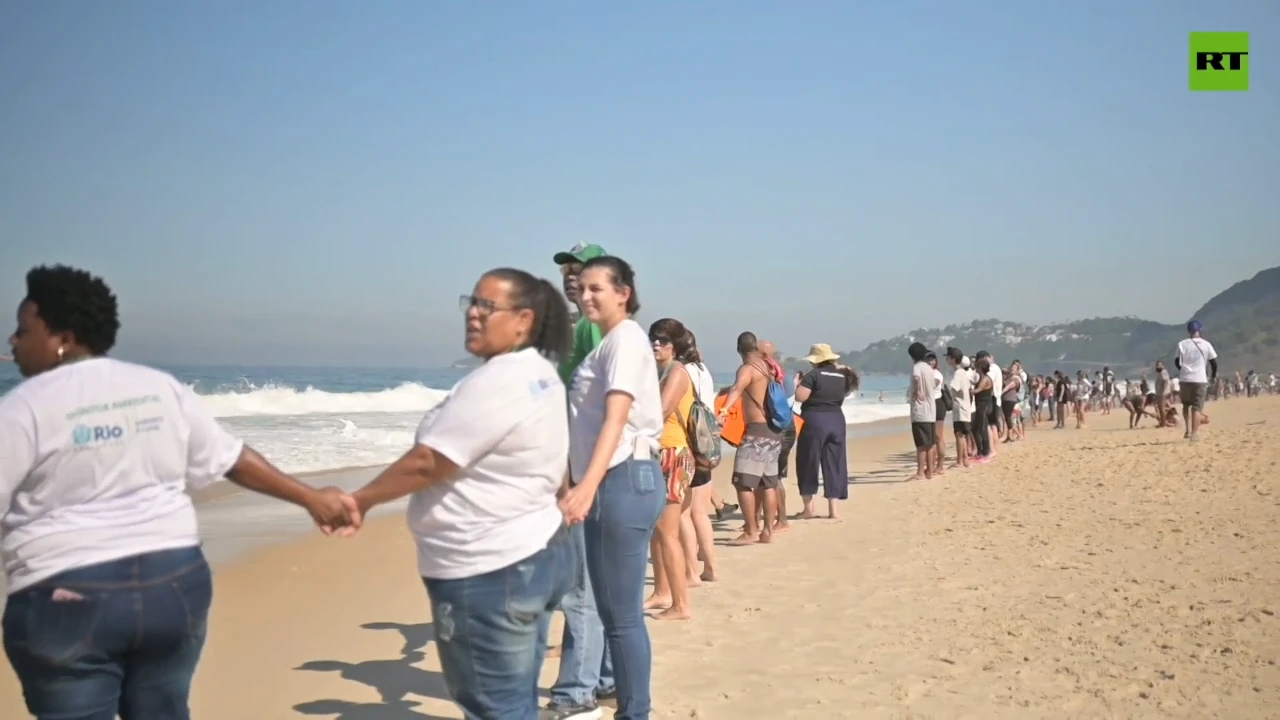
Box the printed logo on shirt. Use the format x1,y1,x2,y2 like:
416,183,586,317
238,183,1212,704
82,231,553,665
71,423,126,448
65,394,163,422
527,377,557,397
133,415,166,433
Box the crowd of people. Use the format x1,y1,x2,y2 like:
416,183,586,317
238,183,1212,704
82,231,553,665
0,251,1265,720
901,321,1242,482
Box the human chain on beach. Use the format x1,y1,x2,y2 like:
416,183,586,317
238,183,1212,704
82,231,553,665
0,258,1246,720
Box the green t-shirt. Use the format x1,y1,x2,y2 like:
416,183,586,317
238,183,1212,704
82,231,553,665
559,316,604,384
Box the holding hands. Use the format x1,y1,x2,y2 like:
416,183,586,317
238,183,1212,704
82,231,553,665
304,486,362,537
558,483,594,525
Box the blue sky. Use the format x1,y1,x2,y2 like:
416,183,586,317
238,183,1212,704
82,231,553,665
1,0,1277,369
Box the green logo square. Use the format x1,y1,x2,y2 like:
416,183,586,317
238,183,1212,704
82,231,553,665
1190,32,1249,92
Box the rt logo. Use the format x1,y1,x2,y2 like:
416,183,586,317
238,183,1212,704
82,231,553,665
1190,32,1249,92
72,424,125,446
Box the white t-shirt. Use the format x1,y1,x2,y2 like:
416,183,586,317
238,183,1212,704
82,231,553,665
950,368,977,422
1078,378,1092,399
931,369,944,400
409,348,567,580
1170,378,1181,393
684,361,717,408
1176,338,1218,384
0,358,244,594
567,319,663,484
909,361,936,422
988,364,1003,404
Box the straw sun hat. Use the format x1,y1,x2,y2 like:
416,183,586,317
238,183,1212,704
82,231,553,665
804,343,841,365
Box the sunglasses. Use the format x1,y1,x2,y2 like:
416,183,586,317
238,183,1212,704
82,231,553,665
459,295,524,317
649,335,672,346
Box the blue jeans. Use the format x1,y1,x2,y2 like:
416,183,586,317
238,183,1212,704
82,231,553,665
424,524,576,720
549,523,614,706
2,545,212,720
584,457,665,720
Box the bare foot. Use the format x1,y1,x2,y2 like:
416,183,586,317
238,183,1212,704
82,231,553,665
686,575,703,589
757,531,773,544
773,520,790,533
700,568,718,582
728,532,759,546
643,594,672,610
654,606,692,621
799,509,817,520
907,474,926,482
825,514,842,522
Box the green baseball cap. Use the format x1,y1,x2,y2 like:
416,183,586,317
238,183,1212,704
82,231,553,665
553,242,607,265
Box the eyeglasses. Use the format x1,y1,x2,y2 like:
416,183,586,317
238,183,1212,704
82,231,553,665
459,295,523,316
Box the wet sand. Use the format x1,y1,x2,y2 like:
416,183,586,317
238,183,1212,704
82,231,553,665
2,399,1278,718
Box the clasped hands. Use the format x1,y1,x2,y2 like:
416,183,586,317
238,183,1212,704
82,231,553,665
303,487,363,537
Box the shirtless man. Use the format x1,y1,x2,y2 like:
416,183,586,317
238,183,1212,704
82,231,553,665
717,332,782,545
758,340,791,532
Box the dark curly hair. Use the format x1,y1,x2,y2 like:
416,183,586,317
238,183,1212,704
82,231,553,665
648,318,698,364
25,265,120,355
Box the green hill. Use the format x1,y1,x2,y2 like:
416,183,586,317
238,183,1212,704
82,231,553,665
784,266,1280,375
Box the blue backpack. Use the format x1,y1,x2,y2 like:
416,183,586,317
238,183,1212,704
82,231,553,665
753,362,795,433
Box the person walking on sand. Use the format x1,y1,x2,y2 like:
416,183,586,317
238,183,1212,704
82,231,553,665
1,265,359,720
793,343,857,519
547,242,616,715
1153,359,1172,428
907,342,939,480
557,256,665,720
1175,320,1218,442
642,318,698,621
717,332,784,545
759,340,793,532
350,268,578,720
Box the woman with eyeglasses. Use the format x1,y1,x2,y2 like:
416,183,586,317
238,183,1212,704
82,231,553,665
349,268,575,719
558,256,665,720
1,265,356,720
642,317,697,621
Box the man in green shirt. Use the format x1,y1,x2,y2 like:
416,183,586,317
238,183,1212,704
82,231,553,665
546,241,617,716
553,242,608,385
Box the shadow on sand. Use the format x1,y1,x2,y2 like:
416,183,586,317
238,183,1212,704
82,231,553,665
293,621,453,720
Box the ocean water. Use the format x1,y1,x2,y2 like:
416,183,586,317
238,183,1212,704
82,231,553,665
0,361,910,474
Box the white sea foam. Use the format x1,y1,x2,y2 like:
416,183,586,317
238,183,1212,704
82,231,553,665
194,381,908,475
197,381,450,418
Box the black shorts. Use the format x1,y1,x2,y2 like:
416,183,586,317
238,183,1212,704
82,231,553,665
1001,399,1017,426
988,401,1001,426
953,420,971,436
911,421,937,449
934,398,948,420
690,469,712,488
777,427,797,479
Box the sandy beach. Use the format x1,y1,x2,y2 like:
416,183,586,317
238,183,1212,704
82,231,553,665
3,399,1279,718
